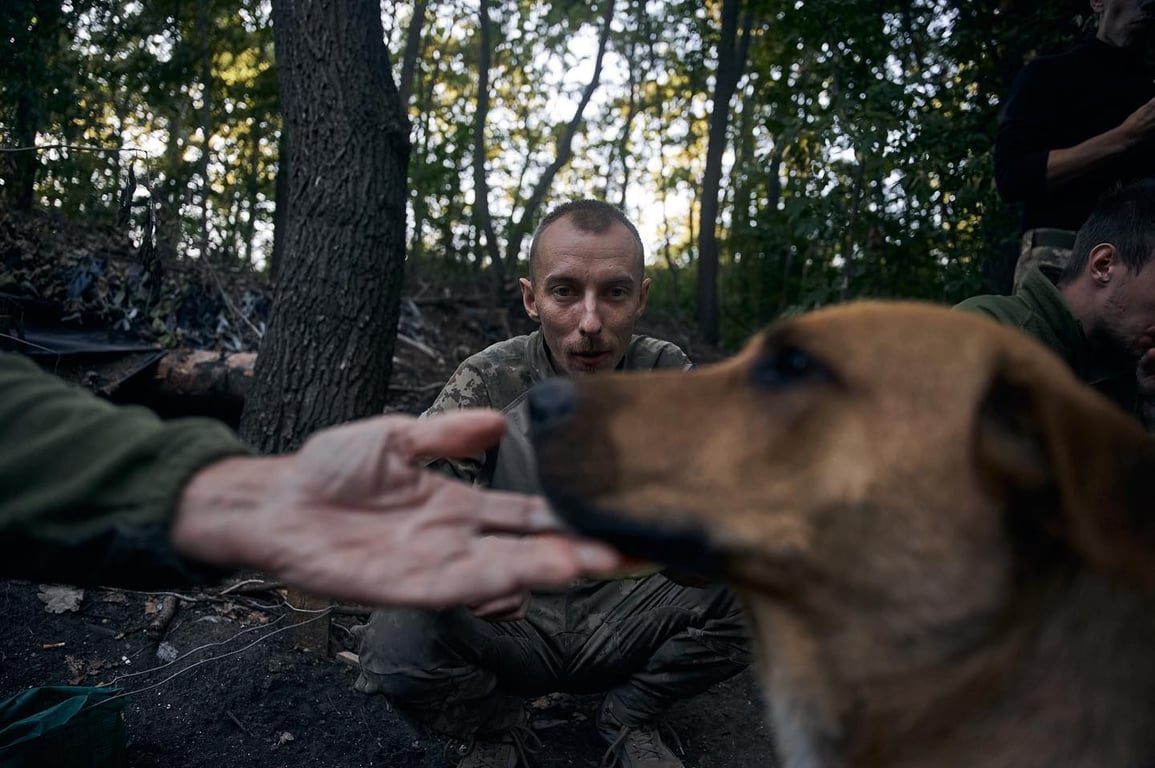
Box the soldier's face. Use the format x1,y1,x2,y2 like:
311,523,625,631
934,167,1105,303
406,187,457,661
1099,252,1155,362
519,216,650,376
1095,0,1155,48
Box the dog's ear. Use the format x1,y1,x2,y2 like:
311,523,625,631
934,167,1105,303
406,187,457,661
975,355,1155,584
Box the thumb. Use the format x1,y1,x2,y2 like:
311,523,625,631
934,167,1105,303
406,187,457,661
402,409,508,459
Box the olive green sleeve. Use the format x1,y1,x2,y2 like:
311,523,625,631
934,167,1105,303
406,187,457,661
0,352,252,587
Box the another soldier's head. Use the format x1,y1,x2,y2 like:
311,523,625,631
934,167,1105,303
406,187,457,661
1059,179,1155,363
520,200,650,376
1092,0,1155,48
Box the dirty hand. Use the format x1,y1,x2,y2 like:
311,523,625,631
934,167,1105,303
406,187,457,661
171,410,621,608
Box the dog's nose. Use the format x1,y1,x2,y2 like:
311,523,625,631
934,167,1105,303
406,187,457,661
528,378,576,431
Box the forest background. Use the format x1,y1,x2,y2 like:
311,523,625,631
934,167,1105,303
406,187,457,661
0,0,1109,436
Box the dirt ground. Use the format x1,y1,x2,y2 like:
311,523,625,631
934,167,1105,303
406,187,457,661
0,578,777,767
0,274,778,767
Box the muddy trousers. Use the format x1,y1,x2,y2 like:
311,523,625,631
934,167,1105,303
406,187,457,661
354,575,750,740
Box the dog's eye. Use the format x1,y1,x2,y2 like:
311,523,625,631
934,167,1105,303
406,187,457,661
751,345,828,390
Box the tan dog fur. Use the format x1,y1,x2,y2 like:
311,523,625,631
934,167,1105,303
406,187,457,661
531,302,1155,768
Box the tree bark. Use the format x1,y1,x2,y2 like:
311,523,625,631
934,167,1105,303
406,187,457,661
241,0,409,454
697,0,754,346
471,0,503,286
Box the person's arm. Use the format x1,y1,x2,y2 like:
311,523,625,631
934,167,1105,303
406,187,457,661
995,61,1155,202
0,352,621,602
0,352,248,587
1043,98,1155,191
170,409,621,608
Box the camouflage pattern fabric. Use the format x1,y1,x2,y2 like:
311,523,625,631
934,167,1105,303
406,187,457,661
422,330,692,492
353,575,749,740
1011,228,1075,293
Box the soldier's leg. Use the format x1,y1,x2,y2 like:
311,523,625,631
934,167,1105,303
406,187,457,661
353,603,564,740
563,575,750,725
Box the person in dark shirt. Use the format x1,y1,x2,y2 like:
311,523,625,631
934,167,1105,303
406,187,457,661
995,0,1155,291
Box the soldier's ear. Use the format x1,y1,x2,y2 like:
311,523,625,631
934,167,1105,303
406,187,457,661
520,278,539,322
636,278,651,319
1087,243,1117,284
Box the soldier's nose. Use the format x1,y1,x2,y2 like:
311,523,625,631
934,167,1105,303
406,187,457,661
528,378,576,432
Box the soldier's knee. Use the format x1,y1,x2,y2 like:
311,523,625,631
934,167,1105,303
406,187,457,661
355,607,457,670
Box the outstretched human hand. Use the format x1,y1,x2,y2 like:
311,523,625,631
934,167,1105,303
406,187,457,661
171,409,621,607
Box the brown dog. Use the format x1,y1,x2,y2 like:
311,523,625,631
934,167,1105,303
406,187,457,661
528,302,1155,768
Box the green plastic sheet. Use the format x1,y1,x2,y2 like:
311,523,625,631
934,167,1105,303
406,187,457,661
0,686,127,768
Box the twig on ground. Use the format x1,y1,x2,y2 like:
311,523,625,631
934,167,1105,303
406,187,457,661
387,381,446,394
226,710,254,737
148,595,180,638
218,579,284,596
397,333,441,361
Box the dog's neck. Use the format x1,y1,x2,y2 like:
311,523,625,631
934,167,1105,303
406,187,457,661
746,568,1155,768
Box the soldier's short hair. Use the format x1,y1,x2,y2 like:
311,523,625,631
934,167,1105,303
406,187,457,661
527,200,644,282
1061,179,1155,285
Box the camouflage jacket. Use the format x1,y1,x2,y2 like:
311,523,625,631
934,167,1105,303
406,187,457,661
0,352,249,587
955,266,1139,417
424,330,692,494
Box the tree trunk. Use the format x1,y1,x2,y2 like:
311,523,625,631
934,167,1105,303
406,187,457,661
270,129,289,282
241,0,409,454
398,0,428,107
5,1,64,211
471,0,503,289
697,0,753,346
196,0,215,261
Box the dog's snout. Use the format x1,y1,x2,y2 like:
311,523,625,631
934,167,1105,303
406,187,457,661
529,377,576,432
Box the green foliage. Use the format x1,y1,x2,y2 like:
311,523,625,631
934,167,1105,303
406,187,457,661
0,0,278,270
2,0,1095,345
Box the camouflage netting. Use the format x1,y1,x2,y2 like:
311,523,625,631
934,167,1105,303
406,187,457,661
0,209,269,352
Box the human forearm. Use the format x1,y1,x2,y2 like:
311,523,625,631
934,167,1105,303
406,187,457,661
1045,98,1155,192
0,353,247,586
1044,126,1141,191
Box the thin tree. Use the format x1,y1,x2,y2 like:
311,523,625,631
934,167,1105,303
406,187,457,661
471,0,503,284
698,0,754,346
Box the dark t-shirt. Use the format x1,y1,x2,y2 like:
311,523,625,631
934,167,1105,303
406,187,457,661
995,38,1155,232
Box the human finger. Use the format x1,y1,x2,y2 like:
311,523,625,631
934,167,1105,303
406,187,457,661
402,409,508,458
446,482,564,532
426,534,621,606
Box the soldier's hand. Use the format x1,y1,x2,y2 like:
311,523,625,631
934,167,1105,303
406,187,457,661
171,409,621,608
1120,97,1155,144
